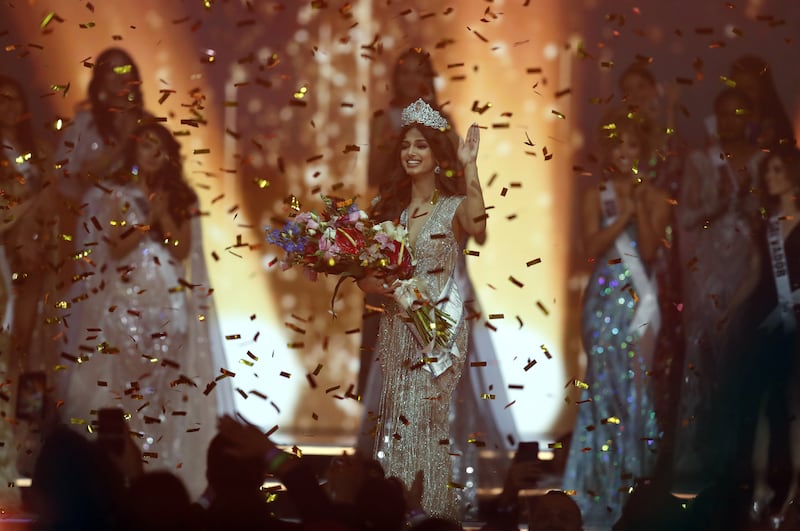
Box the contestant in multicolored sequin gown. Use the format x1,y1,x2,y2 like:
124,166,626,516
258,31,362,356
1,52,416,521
563,224,659,525
562,110,669,526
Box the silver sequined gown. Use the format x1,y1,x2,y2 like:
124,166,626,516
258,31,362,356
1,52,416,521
374,195,468,520
60,183,227,497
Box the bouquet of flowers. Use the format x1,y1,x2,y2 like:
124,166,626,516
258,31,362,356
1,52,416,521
265,195,413,280
265,195,456,352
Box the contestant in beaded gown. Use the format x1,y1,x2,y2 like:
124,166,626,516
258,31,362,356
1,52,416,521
59,124,232,498
672,88,763,482
364,99,485,520
374,195,468,519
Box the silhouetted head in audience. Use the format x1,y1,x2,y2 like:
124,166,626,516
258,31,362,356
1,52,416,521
409,516,463,531
127,471,196,530
611,480,686,531
31,425,124,530
355,475,406,531
527,490,583,531
206,432,266,496
682,480,744,531
325,451,385,504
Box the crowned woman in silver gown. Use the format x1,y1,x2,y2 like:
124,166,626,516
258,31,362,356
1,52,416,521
359,99,486,519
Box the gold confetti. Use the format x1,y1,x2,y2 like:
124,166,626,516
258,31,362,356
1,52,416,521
536,301,549,315
40,12,59,29
572,379,590,390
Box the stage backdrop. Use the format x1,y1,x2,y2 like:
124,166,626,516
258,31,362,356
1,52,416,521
2,0,798,450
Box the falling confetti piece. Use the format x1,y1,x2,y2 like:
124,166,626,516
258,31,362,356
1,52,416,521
536,301,549,315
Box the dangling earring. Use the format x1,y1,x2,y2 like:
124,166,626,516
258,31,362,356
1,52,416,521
434,163,441,175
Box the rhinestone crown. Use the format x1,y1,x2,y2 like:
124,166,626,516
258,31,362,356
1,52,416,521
400,98,448,130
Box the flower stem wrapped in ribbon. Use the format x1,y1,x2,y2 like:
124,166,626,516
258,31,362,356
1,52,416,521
392,277,457,353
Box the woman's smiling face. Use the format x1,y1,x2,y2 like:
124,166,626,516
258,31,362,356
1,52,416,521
400,127,436,178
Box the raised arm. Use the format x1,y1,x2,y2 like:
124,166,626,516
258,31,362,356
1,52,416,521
581,185,634,260
454,123,486,240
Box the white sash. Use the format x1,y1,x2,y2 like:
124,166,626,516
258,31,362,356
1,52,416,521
762,215,797,333
599,183,661,362
398,203,465,378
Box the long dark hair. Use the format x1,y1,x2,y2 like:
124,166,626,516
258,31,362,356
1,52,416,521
371,121,465,222
125,123,197,227
89,48,144,141
757,148,800,215
0,74,37,159
729,55,795,148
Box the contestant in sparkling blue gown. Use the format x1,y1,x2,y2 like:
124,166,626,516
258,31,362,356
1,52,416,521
563,109,670,526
